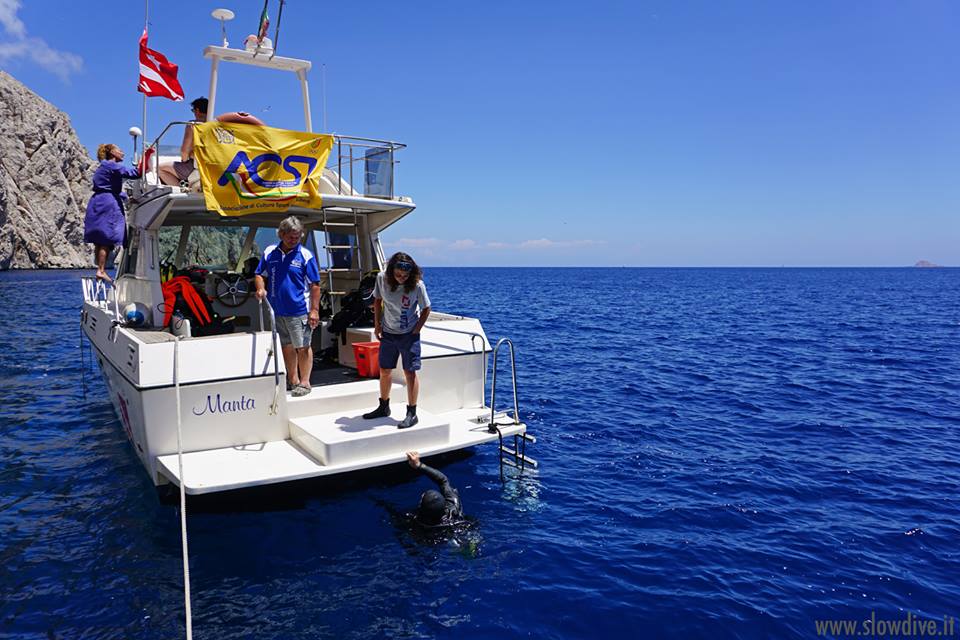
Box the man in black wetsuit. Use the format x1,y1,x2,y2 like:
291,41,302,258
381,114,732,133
407,451,462,526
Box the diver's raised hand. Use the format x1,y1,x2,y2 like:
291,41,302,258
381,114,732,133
406,451,421,469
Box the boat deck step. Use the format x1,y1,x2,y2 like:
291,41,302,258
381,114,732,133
286,379,404,419
156,440,324,494
154,408,528,494
290,404,449,466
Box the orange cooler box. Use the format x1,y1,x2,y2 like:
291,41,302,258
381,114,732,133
352,341,381,378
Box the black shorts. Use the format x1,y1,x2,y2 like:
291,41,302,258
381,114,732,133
173,158,195,181
378,331,421,371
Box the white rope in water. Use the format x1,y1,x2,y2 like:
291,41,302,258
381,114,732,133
173,337,194,640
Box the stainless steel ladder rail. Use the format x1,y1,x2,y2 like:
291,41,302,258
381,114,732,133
487,337,537,480
489,338,520,430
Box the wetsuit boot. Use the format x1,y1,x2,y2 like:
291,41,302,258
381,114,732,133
398,405,418,429
363,398,391,419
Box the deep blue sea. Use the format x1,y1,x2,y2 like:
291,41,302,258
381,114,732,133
1,267,959,639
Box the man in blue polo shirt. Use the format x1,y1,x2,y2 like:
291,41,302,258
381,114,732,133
254,216,322,397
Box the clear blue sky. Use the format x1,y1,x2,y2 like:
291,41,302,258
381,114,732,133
2,1,957,266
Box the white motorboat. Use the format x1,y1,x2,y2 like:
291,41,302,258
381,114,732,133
80,39,534,495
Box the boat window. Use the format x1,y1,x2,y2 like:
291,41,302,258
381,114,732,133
118,228,140,277
251,227,279,258
364,147,394,198
250,228,322,259
243,227,338,269
304,229,320,258
158,225,252,271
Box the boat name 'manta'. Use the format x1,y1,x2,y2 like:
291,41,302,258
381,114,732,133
192,393,256,416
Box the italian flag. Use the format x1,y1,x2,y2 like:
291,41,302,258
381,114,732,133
257,4,270,43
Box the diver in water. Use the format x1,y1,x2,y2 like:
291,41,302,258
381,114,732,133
407,451,463,527
373,452,477,554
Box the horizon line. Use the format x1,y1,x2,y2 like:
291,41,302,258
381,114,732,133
417,265,958,269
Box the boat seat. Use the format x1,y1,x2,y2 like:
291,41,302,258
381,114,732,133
187,168,202,193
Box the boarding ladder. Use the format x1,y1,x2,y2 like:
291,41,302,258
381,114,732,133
486,337,538,481
320,207,363,299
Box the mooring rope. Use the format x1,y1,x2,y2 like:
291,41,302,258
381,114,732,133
173,336,193,639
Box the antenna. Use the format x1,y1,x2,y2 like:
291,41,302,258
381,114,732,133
128,126,142,162
211,8,235,47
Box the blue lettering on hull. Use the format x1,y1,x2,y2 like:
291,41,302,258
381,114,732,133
192,393,257,416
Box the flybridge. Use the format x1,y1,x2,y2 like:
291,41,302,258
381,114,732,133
202,45,315,131
141,38,406,204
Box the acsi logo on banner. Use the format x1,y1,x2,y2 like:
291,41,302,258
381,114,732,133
217,151,318,201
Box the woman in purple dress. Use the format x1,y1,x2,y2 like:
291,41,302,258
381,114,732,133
84,143,139,281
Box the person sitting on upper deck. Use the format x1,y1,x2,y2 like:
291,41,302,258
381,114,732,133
158,100,265,188
157,97,207,187
216,111,266,126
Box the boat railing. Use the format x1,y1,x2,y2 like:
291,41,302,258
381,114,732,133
257,298,282,415
137,120,192,189
329,136,405,199
80,276,120,322
141,122,406,199
423,323,488,405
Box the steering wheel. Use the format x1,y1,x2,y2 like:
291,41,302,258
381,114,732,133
213,273,251,307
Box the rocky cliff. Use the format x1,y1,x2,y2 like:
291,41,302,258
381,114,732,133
0,70,96,269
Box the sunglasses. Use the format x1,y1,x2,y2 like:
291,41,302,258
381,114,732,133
395,261,413,271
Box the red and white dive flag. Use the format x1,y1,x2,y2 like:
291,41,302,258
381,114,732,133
137,30,184,101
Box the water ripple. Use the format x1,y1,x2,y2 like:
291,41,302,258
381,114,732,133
1,268,958,638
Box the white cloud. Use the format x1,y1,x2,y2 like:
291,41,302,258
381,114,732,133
0,1,82,81
518,238,604,250
0,38,83,81
0,0,25,38
388,237,444,248
382,237,604,260
519,238,555,249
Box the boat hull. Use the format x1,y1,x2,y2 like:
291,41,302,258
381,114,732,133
83,303,527,494
90,338,288,485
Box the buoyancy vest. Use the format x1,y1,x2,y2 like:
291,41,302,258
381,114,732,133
161,276,213,328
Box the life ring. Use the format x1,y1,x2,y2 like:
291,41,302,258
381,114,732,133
216,111,266,126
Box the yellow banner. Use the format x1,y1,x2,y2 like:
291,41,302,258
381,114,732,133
193,122,334,217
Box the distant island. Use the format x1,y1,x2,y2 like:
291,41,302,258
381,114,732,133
914,260,941,268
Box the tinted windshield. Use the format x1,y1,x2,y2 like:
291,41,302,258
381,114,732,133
159,225,250,271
